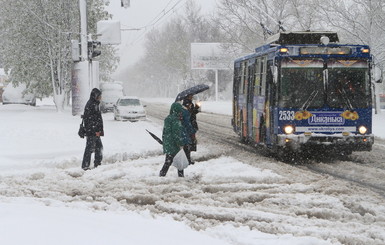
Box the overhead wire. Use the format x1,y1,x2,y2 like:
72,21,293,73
141,0,175,28
138,0,184,29
125,0,187,48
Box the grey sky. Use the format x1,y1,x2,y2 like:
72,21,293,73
106,0,217,74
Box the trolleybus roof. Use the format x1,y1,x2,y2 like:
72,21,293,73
265,31,339,45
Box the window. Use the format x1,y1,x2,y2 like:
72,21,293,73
239,62,245,94
260,57,266,96
242,61,248,94
327,60,370,108
118,99,140,106
254,58,261,96
279,59,324,108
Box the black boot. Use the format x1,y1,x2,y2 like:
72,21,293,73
159,164,170,177
160,154,173,177
178,170,184,177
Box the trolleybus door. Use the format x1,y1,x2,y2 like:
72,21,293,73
264,59,273,145
240,61,248,139
247,59,256,141
232,62,241,131
260,57,273,144
253,58,262,143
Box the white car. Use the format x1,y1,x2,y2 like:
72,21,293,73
100,82,124,113
2,83,36,106
113,96,146,121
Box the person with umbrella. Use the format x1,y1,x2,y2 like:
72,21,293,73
159,102,187,177
175,84,208,163
181,96,197,166
182,94,200,160
175,84,209,102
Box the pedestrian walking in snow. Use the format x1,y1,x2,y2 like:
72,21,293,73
159,102,187,177
81,88,104,170
181,98,197,166
182,94,200,159
183,94,200,131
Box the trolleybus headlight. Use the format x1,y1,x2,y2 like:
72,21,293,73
284,125,295,135
361,48,370,54
279,48,288,53
358,126,367,135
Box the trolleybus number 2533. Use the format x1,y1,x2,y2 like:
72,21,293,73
232,31,382,156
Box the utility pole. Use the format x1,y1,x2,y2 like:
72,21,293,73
71,0,100,116
79,0,87,61
71,0,126,115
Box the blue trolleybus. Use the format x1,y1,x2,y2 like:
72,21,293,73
232,31,377,156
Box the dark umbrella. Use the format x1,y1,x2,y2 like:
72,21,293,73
146,129,163,145
175,84,209,102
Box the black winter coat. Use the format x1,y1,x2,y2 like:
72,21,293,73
189,104,199,131
83,88,104,137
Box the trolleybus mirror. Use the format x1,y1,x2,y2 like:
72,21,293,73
272,65,278,83
373,66,382,83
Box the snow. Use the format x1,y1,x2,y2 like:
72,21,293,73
143,97,233,116
2,82,35,104
1,98,385,244
373,111,385,139
0,202,228,245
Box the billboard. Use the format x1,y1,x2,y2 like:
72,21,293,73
97,20,121,45
191,43,232,70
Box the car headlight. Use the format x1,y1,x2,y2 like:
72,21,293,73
284,125,295,134
358,126,367,135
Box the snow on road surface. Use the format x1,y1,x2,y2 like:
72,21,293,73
1,99,385,245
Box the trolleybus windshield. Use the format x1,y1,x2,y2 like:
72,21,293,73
279,59,324,108
327,60,370,108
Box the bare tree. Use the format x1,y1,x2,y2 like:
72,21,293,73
215,0,385,68
120,0,227,98
318,0,385,66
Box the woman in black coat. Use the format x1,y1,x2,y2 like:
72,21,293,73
81,88,104,170
182,94,200,154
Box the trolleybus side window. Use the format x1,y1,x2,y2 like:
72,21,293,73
243,61,248,94
234,65,241,95
260,57,266,96
254,58,261,96
239,62,244,94
240,61,248,94
266,60,274,100
248,60,255,98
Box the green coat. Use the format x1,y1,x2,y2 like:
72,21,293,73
162,103,184,156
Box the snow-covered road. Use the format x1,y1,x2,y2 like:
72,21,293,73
1,100,385,244
146,102,385,244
